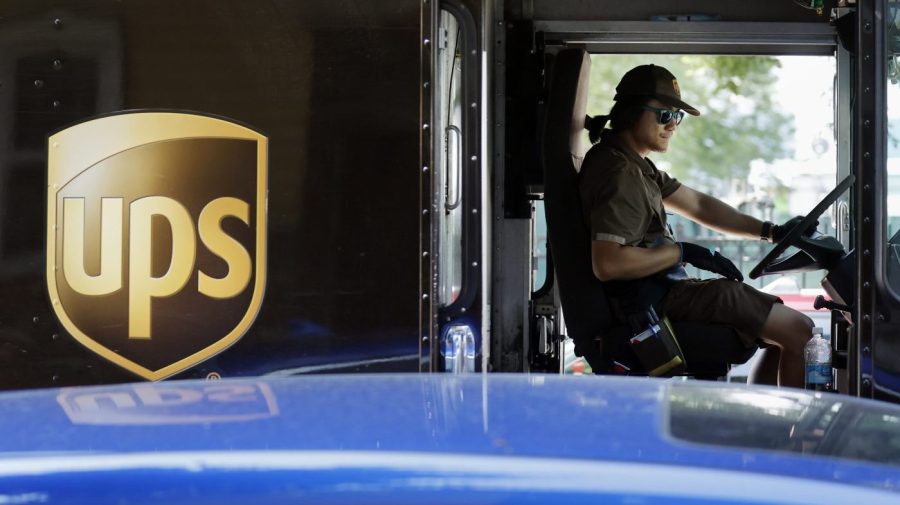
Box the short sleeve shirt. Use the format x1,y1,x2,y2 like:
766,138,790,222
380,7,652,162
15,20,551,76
579,134,681,248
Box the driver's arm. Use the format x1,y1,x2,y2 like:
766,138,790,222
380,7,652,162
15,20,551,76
591,240,681,281
663,184,765,240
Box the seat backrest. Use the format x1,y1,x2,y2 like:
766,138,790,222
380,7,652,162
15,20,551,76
541,48,611,363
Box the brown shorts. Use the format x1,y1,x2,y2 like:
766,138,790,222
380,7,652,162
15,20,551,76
659,279,782,348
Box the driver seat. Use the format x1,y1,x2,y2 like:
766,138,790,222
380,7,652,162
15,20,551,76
541,48,756,377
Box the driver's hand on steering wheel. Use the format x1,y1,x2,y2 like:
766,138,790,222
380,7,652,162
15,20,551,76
772,215,818,243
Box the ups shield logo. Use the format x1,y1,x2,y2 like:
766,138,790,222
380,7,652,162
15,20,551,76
47,112,268,381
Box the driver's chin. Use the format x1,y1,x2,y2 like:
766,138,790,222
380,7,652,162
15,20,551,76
653,137,670,153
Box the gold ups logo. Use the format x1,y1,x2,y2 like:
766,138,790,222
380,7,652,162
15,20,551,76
47,112,268,380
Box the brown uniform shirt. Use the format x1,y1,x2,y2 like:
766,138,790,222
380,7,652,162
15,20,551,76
577,133,683,316
579,134,681,250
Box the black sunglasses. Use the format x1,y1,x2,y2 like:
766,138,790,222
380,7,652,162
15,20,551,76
641,105,685,125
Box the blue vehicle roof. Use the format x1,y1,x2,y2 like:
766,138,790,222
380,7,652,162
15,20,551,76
2,374,900,504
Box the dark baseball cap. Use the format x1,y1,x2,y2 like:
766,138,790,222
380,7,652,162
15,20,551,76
613,64,701,116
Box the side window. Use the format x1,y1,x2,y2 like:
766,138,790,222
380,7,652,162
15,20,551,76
436,9,463,307
532,200,548,292
886,1,900,292
433,3,481,373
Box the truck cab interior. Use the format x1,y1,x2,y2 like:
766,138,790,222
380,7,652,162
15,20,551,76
478,0,897,402
539,47,757,379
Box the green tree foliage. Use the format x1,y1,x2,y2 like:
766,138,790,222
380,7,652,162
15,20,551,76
586,55,794,187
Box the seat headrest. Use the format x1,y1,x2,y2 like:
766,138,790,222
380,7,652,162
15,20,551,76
544,49,591,172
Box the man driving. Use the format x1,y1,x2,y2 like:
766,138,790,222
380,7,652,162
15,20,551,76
580,64,814,387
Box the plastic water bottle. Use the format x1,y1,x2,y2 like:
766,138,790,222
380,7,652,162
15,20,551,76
804,327,832,391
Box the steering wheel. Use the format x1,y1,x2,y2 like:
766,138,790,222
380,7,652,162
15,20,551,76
749,174,855,280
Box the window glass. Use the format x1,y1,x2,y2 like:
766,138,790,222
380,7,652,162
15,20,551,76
436,9,464,307
885,1,900,288
532,200,548,292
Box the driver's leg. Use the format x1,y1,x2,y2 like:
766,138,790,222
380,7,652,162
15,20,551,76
757,303,813,388
748,346,779,386
659,279,810,387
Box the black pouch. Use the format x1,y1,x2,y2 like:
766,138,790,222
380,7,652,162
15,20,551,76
627,307,686,377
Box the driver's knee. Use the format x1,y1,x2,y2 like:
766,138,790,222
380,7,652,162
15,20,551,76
760,303,813,354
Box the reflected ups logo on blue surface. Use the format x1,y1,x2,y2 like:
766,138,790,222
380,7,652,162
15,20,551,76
46,112,268,381
57,382,279,425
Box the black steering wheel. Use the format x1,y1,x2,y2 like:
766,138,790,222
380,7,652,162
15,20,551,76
749,174,855,280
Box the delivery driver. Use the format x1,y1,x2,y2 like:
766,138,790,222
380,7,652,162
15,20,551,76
580,64,813,387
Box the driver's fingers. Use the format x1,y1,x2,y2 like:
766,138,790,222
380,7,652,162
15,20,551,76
713,253,744,282
803,219,820,236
